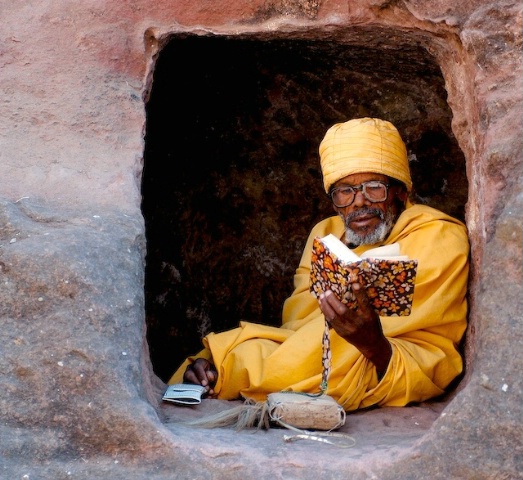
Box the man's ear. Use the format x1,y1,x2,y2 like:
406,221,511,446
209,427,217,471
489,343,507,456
391,185,408,212
397,189,408,203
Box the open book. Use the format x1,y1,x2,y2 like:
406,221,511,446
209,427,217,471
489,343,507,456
309,234,418,316
162,383,206,405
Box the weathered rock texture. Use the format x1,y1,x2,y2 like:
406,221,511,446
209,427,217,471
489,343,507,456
0,1,521,479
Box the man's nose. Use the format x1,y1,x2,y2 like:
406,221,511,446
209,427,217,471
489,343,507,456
352,189,370,207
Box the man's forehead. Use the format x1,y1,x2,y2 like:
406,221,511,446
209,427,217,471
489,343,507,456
334,172,389,186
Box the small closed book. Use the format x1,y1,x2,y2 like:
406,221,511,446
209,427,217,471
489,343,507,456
162,383,206,405
310,234,418,316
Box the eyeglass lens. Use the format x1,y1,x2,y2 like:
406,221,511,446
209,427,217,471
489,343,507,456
330,181,388,207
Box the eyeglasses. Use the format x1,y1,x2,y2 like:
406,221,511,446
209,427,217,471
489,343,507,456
329,181,390,208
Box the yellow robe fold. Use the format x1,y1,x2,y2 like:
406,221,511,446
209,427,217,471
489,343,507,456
169,202,469,411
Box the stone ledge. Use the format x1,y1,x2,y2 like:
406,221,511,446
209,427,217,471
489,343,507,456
156,397,446,478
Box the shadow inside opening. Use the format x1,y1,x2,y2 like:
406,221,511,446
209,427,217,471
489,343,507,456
141,34,468,383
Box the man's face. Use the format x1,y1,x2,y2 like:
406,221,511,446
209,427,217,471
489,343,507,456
330,172,407,247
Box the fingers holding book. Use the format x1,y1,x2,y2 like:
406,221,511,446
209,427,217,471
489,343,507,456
183,358,218,397
318,289,390,373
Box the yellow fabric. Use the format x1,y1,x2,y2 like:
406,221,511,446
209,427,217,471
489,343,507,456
319,117,412,193
169,202,469,411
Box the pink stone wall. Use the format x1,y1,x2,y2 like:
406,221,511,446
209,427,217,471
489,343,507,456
0,1,521,478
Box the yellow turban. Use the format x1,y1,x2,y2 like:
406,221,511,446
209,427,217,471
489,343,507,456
319,117,412,193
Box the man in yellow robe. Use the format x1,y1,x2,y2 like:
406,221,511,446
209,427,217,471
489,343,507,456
169,117,469,411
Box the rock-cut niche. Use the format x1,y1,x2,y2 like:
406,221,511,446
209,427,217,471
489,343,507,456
141,34,468,383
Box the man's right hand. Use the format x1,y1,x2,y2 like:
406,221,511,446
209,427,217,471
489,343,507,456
183,358,218,396
318,286,392,378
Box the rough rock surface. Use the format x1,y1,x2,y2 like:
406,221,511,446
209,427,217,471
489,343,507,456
0,1,521,479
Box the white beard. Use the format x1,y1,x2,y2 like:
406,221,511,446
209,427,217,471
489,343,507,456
342,207,397,247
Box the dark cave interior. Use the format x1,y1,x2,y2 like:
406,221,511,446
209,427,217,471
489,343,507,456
141,34,467,381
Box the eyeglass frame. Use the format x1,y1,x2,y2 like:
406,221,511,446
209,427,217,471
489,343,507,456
328,180,391,208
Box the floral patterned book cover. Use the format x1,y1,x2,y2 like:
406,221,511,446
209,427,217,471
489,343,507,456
309,234,418,316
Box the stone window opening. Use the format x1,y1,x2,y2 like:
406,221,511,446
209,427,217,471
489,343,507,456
141,33,469,397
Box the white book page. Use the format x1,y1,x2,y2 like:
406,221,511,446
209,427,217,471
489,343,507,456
321,234,409,261
361,243,409,260
320,234,361,262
